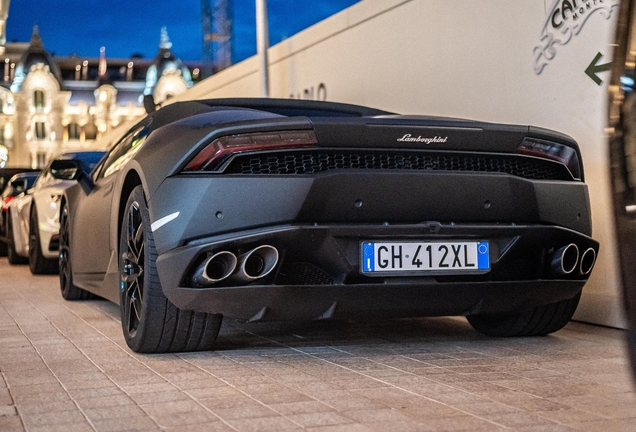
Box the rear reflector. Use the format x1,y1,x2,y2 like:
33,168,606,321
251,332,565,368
184,130,317,171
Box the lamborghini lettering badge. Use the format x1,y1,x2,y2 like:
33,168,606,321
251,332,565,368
397,134,448,144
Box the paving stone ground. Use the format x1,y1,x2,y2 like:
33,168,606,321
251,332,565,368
0,260,635,431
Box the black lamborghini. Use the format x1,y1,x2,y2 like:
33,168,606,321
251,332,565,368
51,98,598,353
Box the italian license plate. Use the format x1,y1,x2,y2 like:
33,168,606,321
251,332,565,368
361,241,490,275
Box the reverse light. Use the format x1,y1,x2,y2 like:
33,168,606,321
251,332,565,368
516,138,582,180
184,130,317,171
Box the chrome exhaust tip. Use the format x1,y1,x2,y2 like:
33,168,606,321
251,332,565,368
236,245,279,282
551,243,579,276
579,247,596,276
191,251,237,286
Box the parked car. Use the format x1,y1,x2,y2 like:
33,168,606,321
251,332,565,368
608,0,636,378
0,171,39,256
5,152,105,272
52,98,598,353
0,167,38,196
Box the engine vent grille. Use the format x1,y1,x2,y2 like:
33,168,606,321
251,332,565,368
222,150,574,181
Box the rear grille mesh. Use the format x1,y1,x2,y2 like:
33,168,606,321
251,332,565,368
276,262,335,285
223,150,573,181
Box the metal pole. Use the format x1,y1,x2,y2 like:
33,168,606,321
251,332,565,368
256,0,270,97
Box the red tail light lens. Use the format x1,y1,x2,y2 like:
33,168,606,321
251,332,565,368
184,130,317,172
2,196,14,209
516,138,582,180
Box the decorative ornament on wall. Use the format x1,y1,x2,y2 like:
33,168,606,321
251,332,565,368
0,145,7,167
533,0,620,75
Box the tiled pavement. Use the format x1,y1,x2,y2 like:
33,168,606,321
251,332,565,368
0,260,635,431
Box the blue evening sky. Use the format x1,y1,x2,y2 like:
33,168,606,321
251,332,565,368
6,0,360,62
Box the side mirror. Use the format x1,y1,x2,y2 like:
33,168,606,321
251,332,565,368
50,159,84,181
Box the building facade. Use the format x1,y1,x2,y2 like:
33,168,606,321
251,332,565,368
0,26,198,168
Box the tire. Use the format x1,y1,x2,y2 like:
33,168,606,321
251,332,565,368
0,217,7,256
119,185,222,353
467,291,582,337
29,206,58,274
59,202,93,300
7,216,28,265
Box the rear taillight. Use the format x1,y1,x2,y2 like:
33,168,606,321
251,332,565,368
516,137,582,180
184,130,317,172
2,196,14,209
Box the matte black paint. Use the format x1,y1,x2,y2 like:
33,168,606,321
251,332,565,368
155,223,594,320
58,98,597,322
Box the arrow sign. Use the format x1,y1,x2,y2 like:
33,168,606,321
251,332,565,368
585,52,612,86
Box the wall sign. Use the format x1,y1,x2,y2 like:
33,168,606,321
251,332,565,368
585,51,612,85
289,83,327,101
533,0,619,74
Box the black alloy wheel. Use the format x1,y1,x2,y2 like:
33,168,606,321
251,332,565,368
59,203,92,300
0,216,7,256
28,206,58,274
121,198,145,339
119,185,223,353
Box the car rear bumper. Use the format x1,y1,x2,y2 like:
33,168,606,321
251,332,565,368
156,222,598,321
148,172,593,256
162,279,585,322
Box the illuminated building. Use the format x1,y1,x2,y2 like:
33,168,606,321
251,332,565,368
0,26,198,168
0,0,8,56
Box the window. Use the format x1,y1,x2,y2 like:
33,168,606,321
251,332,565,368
34,122,46,140
36,152,47,168
99,121,151,179
0,99,4,114
67,122,80,140
84,122,97,140
34,90,45,111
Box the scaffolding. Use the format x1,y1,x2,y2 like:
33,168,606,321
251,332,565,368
201,0,233,76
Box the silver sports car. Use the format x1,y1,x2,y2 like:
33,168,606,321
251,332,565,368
6,152,105,273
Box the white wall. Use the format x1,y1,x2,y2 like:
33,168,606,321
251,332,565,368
177,0,624,327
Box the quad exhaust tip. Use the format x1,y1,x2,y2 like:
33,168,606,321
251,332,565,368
551,243,579,276
191,251,237,286
579,247,596,276
235,245,279,282
191,245,280,287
